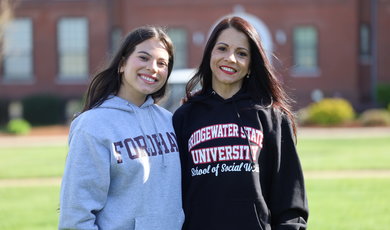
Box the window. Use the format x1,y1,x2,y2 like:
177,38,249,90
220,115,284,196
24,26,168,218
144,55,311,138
2,18,33,80
58,18,88,79
360,23,371,60
167,28,187,69
293,26,318,75
111,27,122,54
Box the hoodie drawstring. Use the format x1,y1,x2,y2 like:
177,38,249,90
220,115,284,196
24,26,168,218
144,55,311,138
147,106,167,168
128,103,167,168
232,100,256,167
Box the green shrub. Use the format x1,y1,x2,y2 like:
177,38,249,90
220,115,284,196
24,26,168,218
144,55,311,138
6,119,31,135
22,94,66,126
377,84,390,107
306,98,355,126
359,109,390,126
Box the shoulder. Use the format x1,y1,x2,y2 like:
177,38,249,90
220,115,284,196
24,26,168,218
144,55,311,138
255,105,294,133
153,104,173,117
172,102,194,120
172,102,198,130
69,108,108,135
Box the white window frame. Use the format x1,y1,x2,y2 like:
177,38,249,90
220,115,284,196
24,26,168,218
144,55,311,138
2,18,33,81
57,17,89,81
359,23,371,64
167,28,188,69
292,26,320,77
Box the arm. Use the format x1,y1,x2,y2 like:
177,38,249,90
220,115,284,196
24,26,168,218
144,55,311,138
269,113,309,230
172,110,191,208
59,129,110,230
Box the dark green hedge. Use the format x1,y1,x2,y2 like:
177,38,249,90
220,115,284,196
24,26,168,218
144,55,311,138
377,84,390,107
0,99,10,126
22,94,66,126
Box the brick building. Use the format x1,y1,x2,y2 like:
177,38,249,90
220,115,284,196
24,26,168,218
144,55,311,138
1,0,389,119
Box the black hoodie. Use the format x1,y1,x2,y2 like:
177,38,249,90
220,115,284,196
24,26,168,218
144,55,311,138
172,87,308,230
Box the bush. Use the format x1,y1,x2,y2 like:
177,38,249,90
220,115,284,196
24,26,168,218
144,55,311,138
22,94,66,126
6,119,31,135
306,98,355,126
359,109,390,126
377,84,390,107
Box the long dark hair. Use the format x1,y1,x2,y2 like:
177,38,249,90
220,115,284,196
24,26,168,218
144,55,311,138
186,16,296,135
82,26,174,112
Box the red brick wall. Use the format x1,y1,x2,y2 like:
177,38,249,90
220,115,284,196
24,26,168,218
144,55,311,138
1,0,389,111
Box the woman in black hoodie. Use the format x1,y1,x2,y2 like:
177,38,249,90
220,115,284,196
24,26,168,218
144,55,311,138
173,16,308,230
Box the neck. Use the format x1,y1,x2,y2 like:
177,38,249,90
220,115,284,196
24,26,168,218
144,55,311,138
117,88,146,107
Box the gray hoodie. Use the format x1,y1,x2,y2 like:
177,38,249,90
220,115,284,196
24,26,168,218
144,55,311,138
59,95,184,230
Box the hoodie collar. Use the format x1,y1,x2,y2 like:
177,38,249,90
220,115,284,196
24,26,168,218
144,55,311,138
189,83,251,105
98,95,168,167
98,95,155,112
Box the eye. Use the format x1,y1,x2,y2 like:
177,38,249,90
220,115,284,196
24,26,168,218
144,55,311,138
138,55,149,61
216,46,227,52
158,60,168,67
237,51,248,57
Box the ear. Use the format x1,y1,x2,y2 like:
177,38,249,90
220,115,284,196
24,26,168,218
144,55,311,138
118,59,125,74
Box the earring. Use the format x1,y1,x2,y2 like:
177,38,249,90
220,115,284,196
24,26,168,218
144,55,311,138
246,73,250,79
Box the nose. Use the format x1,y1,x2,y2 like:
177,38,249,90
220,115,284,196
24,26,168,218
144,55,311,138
146,60,158,73
225,52,237,63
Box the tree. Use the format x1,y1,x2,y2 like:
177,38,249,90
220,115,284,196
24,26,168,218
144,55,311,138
0,0,16,62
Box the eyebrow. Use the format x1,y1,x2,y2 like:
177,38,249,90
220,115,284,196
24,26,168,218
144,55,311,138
216,42,249,52
137,51,152,57
137,51,169,61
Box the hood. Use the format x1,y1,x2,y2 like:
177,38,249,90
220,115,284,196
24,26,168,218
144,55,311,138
188,84,252,108
98,95,168,167
187,85,257,166
98,95,155,112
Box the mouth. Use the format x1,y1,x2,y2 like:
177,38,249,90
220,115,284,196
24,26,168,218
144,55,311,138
139,74,158,84
219,65,237,75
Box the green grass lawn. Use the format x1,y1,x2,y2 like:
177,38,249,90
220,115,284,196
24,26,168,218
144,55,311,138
0,186,60,230
1,136,389,179
0,134,389,229
298,137,390,171
306,178,390,230
0,136,390,179
0,179,388,230
0,146,67,179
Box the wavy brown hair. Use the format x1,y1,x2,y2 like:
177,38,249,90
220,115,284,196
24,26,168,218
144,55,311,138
82,26,174,113
186,16,296,135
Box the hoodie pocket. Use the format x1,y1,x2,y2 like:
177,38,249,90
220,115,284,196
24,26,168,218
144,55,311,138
187,200,268,230
224,200,266,230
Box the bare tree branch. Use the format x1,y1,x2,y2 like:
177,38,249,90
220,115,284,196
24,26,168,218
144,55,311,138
0,0,16,62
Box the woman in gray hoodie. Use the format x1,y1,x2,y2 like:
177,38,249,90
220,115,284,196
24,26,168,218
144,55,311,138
59,26,184,230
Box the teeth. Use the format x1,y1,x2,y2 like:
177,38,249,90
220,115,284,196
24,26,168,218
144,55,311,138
220,66,236,73
140,75,156,82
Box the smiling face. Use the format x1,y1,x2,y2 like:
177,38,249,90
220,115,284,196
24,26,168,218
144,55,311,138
210,27,251,98
118,38,170,106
